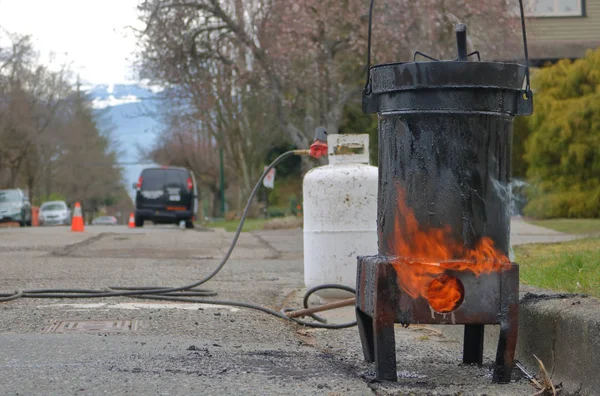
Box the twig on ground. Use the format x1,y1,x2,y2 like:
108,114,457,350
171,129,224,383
516,360,543,389
533,354,557,396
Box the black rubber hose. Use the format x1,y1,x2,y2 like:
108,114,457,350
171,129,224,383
0,290,23,302
0,150,357,329
5,151,295,299
129,294,356,329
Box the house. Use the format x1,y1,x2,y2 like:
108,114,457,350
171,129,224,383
527,0,600,65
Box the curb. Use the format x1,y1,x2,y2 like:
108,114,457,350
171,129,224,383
517,289,600,395
431,285,599,395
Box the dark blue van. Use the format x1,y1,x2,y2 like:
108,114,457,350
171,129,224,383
134,167,198,228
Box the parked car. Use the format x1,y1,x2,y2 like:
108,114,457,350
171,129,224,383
0,189,32,227
133,166,198,228
39,201,72,226
91,216,118,226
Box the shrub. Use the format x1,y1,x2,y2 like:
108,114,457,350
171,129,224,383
523,48,600,218
267,208,286,218
524,189,600,219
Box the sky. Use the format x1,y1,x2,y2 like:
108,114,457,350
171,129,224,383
0,0,142,86
0,0,161,199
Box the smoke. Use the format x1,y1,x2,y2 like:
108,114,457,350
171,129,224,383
510,179,529,217
491,178,529,218
509,246,516,263
491,178,530,261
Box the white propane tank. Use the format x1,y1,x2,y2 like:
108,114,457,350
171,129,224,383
303,134,378,302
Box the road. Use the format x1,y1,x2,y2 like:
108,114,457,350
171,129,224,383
0,223,551,395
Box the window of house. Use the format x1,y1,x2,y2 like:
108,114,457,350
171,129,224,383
527,0,584,17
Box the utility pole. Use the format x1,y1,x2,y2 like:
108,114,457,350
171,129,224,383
219,147,225,217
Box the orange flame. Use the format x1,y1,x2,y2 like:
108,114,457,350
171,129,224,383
427,274,464,313
389,189,509,310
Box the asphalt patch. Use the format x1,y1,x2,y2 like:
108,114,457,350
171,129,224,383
520,292,587,305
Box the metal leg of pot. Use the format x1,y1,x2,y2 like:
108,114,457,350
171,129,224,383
356,308,375,363
493,305,518,383
463,324,485,365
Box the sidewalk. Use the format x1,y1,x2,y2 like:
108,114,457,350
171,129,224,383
510,217,581,245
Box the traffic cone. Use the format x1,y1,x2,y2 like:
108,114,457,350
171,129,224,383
128,213,135,229
71,202,84,232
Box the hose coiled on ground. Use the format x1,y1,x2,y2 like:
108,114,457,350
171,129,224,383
0,151,356,329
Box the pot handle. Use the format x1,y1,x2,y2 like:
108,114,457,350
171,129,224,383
364,0,532,100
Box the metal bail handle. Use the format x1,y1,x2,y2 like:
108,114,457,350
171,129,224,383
363,0,533,105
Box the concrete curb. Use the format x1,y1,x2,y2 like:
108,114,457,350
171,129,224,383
517,290,600,395
433,286,599,395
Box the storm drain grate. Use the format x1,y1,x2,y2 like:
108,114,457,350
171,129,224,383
44,319,139,333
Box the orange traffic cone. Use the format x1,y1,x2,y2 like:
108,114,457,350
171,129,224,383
128,213,135,229
71,202,84,232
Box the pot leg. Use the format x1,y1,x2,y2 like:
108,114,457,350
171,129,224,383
463,324,485,365
356,308,375,362
373,286,397,382
493,304,518,383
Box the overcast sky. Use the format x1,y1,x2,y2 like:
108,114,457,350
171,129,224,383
0,0,142,86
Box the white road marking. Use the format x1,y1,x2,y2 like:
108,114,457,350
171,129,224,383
38,302,240,312
37,303,108,309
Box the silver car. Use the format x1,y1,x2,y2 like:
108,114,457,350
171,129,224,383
0,189,32,227
39,201,72,226
91,216,118,226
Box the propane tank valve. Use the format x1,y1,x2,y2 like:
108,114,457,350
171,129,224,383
291,127,328,158
309,127,328,159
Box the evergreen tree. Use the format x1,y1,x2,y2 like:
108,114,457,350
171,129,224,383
524,49,600,218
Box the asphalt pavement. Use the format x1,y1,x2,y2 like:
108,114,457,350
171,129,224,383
0,222,560,395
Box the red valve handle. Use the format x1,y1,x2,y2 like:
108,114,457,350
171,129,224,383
309,141,328,159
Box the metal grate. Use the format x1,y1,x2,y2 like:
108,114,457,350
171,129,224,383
44,319,139,333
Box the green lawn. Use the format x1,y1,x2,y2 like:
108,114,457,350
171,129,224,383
204,218,269,232
529,218,600,235
514,238,600,298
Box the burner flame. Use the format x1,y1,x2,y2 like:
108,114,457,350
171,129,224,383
427,274,464,313
389,189,509,311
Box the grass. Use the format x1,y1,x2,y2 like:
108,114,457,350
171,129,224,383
203,218,269,232
514,237,600,298
528,218,600,235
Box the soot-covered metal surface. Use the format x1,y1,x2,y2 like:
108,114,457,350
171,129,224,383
377,114,513,256
355,21,532,385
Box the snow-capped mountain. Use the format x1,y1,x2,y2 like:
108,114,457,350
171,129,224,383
86,83,163,201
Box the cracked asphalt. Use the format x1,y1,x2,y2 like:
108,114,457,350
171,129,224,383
0,225,537,395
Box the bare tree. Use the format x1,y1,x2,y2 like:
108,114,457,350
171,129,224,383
134,0,521,212
0,31,124,210
0,33,72,194
136,0,519,148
